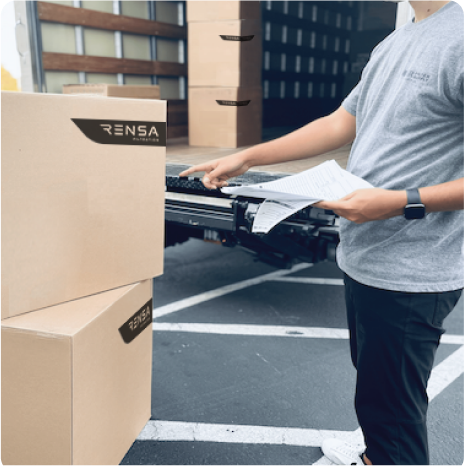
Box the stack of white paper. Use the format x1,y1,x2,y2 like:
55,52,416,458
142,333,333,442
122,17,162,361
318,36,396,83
221,160,373,233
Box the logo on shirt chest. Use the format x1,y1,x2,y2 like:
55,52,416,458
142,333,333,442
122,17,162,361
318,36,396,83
402,69,431,84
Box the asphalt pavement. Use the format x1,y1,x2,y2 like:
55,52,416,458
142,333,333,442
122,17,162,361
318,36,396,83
121,238,464,466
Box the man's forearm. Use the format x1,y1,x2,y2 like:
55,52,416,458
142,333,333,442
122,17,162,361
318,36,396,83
178,106,356,188
239,107,356,168
420,178,464,213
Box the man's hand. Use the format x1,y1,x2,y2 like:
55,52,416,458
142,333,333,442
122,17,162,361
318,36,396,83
314,188,407,224
179,154,250,189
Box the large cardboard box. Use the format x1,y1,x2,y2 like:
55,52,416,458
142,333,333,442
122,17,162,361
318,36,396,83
186,0,260,21
1,279,152,465
1,91,165,319
188,19,261,88
188,86,262,148
62,83,160,99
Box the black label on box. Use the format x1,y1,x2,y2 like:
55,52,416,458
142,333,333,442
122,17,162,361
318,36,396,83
72,119,166,146
118,299,153,344
216,100,251,107
220,35,254,42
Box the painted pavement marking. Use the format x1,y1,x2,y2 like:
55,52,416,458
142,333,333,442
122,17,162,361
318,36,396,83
140,343,463,464
270,276,344,286
152,263,312,319
149,265,463,464
138,420,363,447
153,323,349,339
153,322,463,345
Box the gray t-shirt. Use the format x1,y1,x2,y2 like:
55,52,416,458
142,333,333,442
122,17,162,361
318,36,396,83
338,1,463,292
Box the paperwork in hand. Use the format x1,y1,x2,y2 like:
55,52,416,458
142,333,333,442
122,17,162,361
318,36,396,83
221,160,373,233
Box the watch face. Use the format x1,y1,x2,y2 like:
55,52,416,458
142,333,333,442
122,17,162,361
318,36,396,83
405,204,426,220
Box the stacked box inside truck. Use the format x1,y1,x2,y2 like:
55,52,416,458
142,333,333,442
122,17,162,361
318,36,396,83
187,1,262,148
1,91,166,464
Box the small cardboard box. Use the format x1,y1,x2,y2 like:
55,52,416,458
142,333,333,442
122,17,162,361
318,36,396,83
63,83,160,100
1,91,166,319
188,19,262,88
188,86,262,148
1,280,153,465
186,0,260,21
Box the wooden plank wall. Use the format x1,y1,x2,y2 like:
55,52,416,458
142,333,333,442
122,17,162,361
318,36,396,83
37,1,187,138
38,1,187,37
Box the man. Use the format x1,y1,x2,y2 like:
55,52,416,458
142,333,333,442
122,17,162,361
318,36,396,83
179,1,463,465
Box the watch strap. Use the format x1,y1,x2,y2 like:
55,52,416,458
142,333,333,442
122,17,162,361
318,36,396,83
404,188,426,220
406,188,422,205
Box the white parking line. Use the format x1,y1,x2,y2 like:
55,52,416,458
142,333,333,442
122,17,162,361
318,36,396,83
153,323,349,339
138,420,362,447
152,263,312,319
427,345,464,400
153,322,464,345
441,334,464,345
314,345,464,465
149,267,463,464
139,345,464,458
153,314,462,462
270,276,344,286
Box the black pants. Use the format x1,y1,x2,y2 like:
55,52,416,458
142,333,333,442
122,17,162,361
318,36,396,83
343,273,462,465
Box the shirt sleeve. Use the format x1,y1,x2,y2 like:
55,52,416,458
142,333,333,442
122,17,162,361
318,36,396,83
340,38,386,117
341,81,361,117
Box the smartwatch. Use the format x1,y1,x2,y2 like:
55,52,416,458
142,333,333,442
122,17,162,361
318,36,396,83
404,188,426,220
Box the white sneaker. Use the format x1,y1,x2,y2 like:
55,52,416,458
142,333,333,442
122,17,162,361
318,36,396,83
321,438,365,465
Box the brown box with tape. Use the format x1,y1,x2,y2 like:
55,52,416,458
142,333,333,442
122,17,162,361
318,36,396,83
188,19,262,88
188,86,262,148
